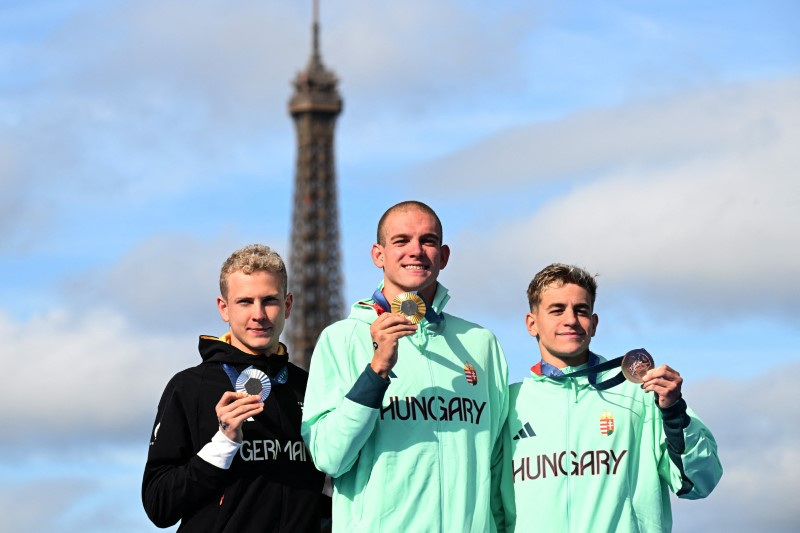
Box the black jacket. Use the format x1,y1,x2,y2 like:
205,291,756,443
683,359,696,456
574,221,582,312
142,336,325,532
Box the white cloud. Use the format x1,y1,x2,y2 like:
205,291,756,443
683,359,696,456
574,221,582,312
0,307,195,447
414,78,798,191
672,366,800,532
60,232,247,334
1,231,295,448
440,78,800,321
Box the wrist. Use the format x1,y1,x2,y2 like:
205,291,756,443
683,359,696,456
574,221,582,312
370,360,392,379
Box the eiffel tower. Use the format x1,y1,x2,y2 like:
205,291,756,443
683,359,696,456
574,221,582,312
287,2,344,370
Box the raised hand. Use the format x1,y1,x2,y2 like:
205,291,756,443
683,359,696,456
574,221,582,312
641,364,683,408
369,312,418,379
215,391,265,442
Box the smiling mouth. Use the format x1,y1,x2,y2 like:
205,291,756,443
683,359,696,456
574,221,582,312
404,265,428,270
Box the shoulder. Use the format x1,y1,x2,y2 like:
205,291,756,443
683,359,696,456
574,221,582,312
319,316,368,343
287,362,309,386
442,313,500,342
162,364,203,390
159,362,223,401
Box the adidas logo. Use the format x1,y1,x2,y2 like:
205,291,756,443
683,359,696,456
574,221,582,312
512,422,536,440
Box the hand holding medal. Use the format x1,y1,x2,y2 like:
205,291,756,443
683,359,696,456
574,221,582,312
215,390,265,443
634,351,683,408
369,292,421,379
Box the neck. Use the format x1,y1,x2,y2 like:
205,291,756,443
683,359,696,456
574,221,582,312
382,283,437,304
541,350,589,369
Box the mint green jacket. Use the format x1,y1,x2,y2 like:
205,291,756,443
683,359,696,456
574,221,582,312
500,356,722,532
302,283,509,532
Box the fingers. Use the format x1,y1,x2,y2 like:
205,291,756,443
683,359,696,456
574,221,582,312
216,392,265,441
369,313,417,378
641,364,683,407
371,312,418,338
370,313,417,355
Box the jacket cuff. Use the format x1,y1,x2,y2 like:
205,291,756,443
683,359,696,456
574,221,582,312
345,364,390,408
197,430,242,469
660,397,690,428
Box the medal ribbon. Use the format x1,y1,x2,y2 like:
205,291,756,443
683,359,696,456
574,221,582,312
536,353,626,391
221,363,289,389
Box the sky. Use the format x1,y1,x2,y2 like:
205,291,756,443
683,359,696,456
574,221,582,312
1,0,798,531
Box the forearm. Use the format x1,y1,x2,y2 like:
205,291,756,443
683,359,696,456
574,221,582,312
661,398,723,499
302,365,388,477
142,453,229,527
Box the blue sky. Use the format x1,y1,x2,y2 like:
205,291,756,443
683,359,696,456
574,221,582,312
1,1,798,531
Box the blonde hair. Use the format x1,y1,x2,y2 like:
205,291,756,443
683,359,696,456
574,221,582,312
219,244,287,298
527,263,597,310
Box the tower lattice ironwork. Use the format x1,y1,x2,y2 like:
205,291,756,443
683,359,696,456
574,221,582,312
287,5,343,370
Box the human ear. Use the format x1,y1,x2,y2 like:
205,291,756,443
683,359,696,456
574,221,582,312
525,311,539,338
216,296,230,323
284,293,294,319
439,244,451,270
371,243,385,268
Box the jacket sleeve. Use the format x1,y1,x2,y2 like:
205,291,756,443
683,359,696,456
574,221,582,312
301,323,389,478
141,376,230,528
657,397,723,500
490,340,510,532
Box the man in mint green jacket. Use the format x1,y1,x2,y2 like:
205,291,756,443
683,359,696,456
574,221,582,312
501,263,722,532
302,201,509,532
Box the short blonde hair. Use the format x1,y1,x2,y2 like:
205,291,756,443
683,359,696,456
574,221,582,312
527,263,597,310
219,244,288,298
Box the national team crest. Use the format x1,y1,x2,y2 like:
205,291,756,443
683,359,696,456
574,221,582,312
600,411,615,436
464,363,478,386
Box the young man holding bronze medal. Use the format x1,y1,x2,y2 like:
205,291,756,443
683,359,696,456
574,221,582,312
499,263,722,532
302,201,509,532
142,244,327,532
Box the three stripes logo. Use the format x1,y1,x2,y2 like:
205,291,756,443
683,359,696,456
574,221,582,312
513,422,536,440
600,411,615,436
464,363,478,386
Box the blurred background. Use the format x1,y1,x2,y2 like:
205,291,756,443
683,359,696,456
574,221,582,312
1,1,798,531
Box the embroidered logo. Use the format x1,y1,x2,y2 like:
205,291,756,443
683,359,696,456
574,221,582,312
464,363,478,385
512,421,536,440
600,411,615,436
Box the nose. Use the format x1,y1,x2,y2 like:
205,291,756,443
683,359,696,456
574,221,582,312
408,239,423,256
252,305,266,320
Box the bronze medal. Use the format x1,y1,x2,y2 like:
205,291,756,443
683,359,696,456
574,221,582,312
620,348,655,384
390,292,426,324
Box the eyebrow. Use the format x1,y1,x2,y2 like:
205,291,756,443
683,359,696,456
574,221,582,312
389,232,440,242
545,302,590,310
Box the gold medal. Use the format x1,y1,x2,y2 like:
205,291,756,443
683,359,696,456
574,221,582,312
390,292,426,324
620,349,655,384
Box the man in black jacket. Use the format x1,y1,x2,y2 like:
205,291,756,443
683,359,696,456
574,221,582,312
143,244,326,532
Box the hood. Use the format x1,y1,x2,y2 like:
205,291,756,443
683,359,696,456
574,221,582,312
349,281,451,329
198,333,290,376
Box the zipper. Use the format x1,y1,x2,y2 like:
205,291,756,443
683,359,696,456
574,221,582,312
420,326,443,532
565,378,573,533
